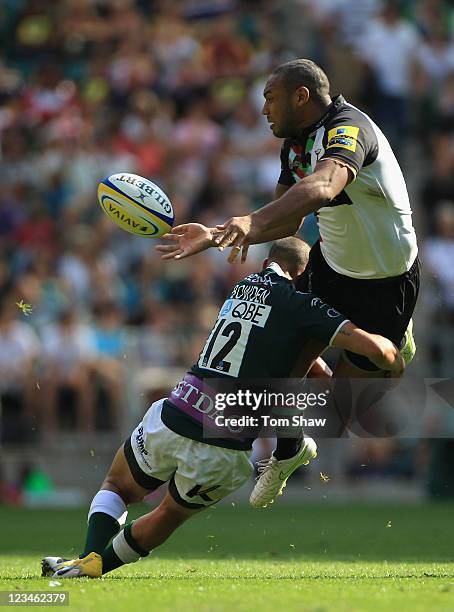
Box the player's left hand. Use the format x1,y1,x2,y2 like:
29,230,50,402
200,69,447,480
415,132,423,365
156,223,217,260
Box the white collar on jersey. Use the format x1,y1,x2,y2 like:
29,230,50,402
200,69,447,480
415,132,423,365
266,262,287,277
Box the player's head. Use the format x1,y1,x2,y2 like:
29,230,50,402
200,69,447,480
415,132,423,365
264,236,310,279
263,59,331,138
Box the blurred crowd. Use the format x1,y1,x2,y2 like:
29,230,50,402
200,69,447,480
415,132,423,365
0,0,454,492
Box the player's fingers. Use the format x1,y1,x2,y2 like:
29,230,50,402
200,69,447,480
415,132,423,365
155,244,180,253
240,243,250,264
160,249,184,260
220,232,245,252
159,233,181,242
171,224,191,234
217,230,242,251
227,246,241,264
214,225,235,246
176,248,198,260
215,222,229,231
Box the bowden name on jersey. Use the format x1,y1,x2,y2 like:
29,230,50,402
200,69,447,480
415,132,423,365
279,95,418,279
160,263,348,449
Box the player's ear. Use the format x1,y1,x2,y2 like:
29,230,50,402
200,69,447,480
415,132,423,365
295,86,310,106
262,258,269,270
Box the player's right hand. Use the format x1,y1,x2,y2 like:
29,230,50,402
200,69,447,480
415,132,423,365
156,223,217,260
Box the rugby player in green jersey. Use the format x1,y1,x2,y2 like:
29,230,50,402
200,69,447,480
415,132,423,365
42,237,404,578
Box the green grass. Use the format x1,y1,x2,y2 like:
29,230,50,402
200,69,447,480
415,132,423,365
1,504,454,611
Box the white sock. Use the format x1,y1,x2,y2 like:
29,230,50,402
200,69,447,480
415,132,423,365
88,490,128,526
112,530,141,564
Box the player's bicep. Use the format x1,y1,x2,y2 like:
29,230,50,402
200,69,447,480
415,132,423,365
312,159,353,199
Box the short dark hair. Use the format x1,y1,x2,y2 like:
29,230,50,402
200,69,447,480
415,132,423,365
268,236,310,276
271,59,330,101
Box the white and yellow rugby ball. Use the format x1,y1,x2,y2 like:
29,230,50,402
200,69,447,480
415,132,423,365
98,173,174,238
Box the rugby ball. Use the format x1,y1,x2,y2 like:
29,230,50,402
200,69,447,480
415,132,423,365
98,173,174,237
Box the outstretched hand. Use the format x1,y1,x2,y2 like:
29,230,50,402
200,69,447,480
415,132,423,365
156,223,216,260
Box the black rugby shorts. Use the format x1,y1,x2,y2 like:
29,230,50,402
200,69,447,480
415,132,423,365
296,241,420,371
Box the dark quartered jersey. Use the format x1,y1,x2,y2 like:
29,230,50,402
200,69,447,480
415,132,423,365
279,95,418,279
160,262,349,449
192,263,347,379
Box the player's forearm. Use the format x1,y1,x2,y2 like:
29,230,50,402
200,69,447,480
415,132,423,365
248,212,304,244
369,336,405,375
333,324,405,375
250,174,328,242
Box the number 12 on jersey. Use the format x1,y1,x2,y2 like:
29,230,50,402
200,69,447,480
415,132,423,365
198,299,271,376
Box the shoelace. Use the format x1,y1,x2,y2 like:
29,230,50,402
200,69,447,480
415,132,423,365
255,457,278,479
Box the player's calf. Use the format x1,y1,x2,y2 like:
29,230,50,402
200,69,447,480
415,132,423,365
80,446,151,559
132,492,202,550
100,492,202,575
43,493,202,579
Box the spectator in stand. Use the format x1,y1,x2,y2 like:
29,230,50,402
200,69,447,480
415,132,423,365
414,15,454,128
41,309,97,434
225,99,280,197
423,201,454,376
91,302,128,431
424,201,454,320
435,71,454,131
0,296,40,440
201,14,253,78
13,254,70,331
420,133,454,234
356,0,420,157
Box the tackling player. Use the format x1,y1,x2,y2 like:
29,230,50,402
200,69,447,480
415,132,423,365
42,238,404,578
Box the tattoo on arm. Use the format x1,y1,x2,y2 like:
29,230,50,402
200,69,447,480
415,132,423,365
338,327,352,337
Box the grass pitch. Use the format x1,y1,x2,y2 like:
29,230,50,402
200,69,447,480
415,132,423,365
0,503,453,611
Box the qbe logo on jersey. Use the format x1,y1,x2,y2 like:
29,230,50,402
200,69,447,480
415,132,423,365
198,299,271,376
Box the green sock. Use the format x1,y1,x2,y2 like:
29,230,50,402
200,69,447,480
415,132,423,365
80,513,120,557
101,544,124,574
102,522,149,575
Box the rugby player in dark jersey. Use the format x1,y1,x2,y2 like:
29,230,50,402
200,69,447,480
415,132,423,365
41,238,404,578
159,58,419,506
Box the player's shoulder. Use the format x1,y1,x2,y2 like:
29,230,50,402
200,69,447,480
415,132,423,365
323,96,379,166
326,96,374,132
268,277,312,310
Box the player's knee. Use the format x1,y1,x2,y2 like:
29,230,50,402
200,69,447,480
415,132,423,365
102,475,141,506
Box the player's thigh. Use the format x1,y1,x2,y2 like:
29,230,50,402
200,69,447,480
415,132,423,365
170,441,254,509
123,399,180,493
313,258,419,371
102,446,150,504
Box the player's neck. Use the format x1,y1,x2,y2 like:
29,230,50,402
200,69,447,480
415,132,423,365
295,96,333,134
266,261,293,280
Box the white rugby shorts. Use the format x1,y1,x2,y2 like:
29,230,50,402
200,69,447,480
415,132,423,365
126,399,253,508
